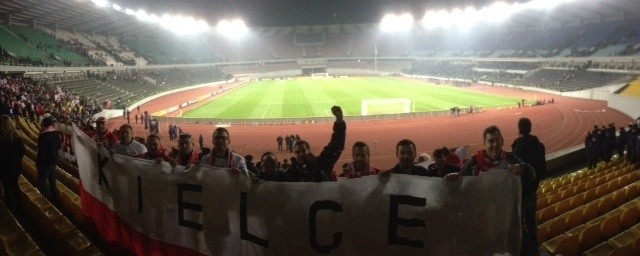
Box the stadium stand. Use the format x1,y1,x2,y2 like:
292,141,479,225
620,78,640,97
2,25,91,66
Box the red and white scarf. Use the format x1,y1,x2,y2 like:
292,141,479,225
210,148,236,168
472,149,506,175
340,162,378,179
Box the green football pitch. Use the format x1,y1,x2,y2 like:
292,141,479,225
182,77,522,119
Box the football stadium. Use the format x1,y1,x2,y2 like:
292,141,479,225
0,0,640,255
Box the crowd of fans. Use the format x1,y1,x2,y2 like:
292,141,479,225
2,71,640,256
585,122,640,169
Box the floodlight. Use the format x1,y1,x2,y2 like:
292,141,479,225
217,19,248,39
111,4,121,11
451,7,478,30
422,10,449,29
91,0,109,8
380,13,414,33
124,8,135,15
526,0,575,10
481,2,513,23
135,10,149,21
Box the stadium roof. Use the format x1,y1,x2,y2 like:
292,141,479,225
0,0,638,38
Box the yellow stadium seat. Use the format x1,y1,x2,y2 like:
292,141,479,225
632,235,640,255
542,234,580,256
565,209,584,231
537,196,550,209
548,217,568,239
598,196,615,215
538,221,551,243
556,198,572,215
584,241,615,256
620,208,639,229
595,185,609,198
570,194,586,209
538,206,556,225
601,213,622,240
547,192,563,205
583,202,600,223
625,184,640,201
584,189,598,203
579,224,603,252
609,225,640,247
608,243,632,256
611,191,627,208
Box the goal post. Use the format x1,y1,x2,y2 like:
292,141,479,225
311,72,329,79
361,98,412,116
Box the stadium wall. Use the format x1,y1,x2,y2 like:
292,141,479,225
608,94,640,120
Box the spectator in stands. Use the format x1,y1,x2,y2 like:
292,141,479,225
586,132,598,169
511,117,546,182
338,141,380,179
415,153,432,169
92,117,118,149
443,147,462,168
616,127,627,158
137,134,174,166
169,133,201,168
603,123,616,162
200,127,250,177
447,125,538,256
288,106,345,182
281,158,291,171
112,124,147,156
511,117,546,246
245,154,260,176
256,152,289,182
627,125,638,163
387,139,428,176
0,115,25,210
454,145,471,164
36,116,62,202
427,148,461,177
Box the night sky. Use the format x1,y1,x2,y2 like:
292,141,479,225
118,0,525,27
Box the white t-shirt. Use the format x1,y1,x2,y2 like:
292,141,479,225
112,140,147,156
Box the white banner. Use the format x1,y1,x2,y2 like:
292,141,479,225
72,125,522,256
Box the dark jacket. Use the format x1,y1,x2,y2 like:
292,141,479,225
288,120,346,182
426,163,460,178
37,131,62,166
390,164,429,176
0,137,25,182
512,134,546,185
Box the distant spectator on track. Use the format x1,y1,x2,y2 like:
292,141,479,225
112,124,147,157
200,127,250,177
277,135,284,151
338,141,380,179
288,106,345,182
616,127,627,158
198,134,204,151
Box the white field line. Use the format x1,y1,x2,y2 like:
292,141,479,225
261,103,272,118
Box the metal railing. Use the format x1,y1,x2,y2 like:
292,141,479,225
151,107,484,125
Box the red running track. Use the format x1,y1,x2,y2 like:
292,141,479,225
108,82,634,172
